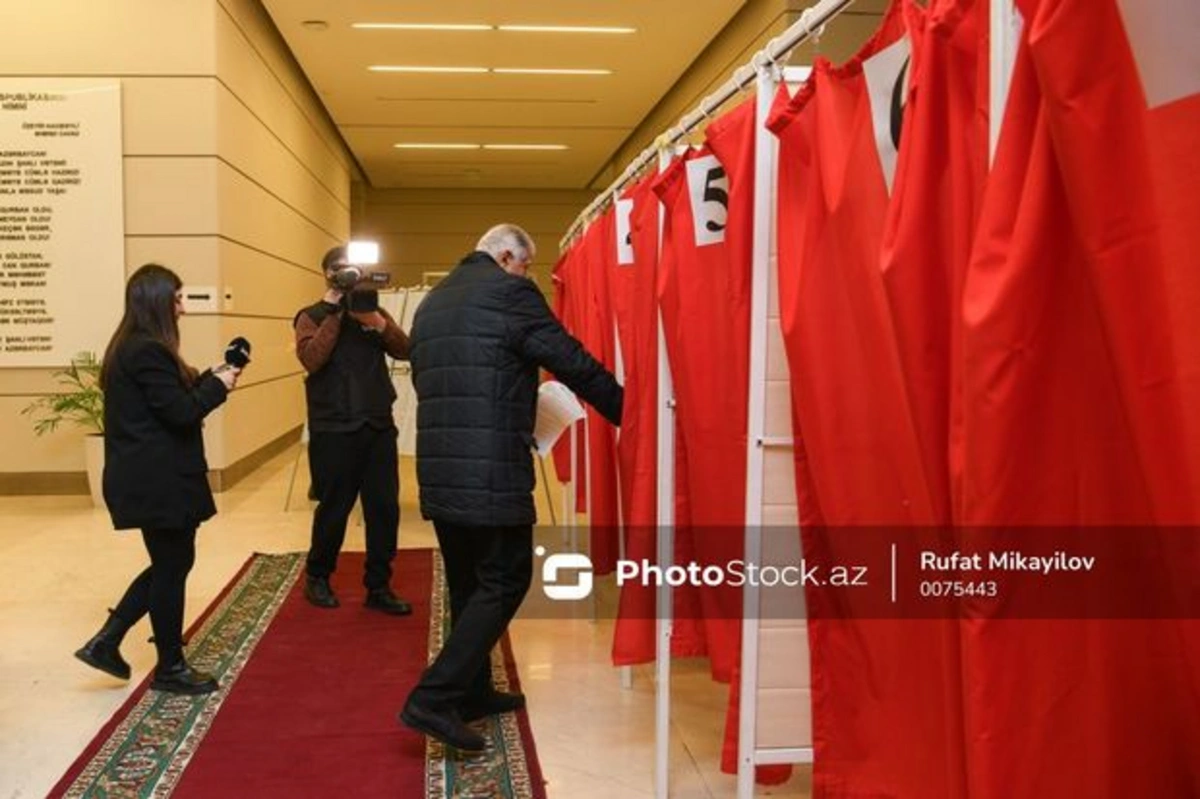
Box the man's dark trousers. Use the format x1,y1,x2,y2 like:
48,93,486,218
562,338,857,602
410,522,533,708
306,423,399,589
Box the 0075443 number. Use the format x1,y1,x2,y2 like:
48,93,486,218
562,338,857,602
918,580,998,598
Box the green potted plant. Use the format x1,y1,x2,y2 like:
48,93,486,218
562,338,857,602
22,351,106,507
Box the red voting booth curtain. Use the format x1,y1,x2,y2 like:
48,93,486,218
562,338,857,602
580,213,622,575
653,148,734,675
769,3,969,797
551,219,621,575
653,104,756,686
610,173,662,667
879,0,990,525
550,248,586,500
958,1,1200,797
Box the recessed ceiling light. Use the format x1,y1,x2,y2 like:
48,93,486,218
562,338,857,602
370,66,610,76
492,68,612,76
353,23,493,31
375,96,598,105
497,25,635,34
394,143,481,150
369,65,489,74
393,143,569,151
483,144,569,151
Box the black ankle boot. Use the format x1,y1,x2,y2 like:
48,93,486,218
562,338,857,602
74,610,133,680
151,658,219,695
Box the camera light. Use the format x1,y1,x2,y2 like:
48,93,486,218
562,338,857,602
347,240,380,265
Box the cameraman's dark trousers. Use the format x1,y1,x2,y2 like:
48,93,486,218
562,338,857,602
307,422,398,589
408,522,533,708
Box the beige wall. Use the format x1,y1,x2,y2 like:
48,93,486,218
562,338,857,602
0,0,359,492
210,0,358,474
357,187,593,290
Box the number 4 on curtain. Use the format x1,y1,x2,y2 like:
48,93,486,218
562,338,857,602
615,197,635,265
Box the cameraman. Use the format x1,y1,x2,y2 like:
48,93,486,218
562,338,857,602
293,245,412,615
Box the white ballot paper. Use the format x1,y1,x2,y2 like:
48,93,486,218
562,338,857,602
534,381,586,455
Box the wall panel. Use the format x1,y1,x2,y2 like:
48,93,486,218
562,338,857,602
1,0,355,487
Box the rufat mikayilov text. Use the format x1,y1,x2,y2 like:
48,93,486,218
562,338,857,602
919,551,1097,575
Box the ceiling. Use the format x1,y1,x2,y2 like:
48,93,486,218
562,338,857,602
260,1,749,190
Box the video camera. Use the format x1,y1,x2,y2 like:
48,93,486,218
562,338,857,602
324,241,389,312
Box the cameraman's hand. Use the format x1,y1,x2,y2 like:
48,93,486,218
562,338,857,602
213,365,240,391
349,310,387,332
323,288,345,306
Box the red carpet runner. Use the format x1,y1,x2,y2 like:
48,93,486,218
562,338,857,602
50,550,547,798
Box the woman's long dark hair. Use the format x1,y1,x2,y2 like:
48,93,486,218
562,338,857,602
100,263,198,389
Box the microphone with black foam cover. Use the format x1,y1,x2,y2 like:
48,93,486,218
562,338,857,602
224,336,252,369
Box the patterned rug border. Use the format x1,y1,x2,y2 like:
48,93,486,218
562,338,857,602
50,552,305,799
52,550,549,798
497,624,548,799
425,551,549,799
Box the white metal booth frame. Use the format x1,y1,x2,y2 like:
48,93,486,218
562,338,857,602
557,1,1021,796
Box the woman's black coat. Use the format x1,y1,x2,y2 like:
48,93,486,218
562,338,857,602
102,336,228,531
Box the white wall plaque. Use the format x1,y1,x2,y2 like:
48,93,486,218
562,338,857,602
0,80,124,366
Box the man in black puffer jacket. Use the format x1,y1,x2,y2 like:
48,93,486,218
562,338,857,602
400,223,622,751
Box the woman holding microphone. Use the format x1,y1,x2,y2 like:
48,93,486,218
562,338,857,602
74,263,240,695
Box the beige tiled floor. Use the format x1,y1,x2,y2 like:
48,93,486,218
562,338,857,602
0,445,811,798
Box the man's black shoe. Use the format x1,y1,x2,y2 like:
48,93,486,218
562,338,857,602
151,660,219,695
400,700,486,752
304,576,339,609
461,690,526,722
365,587,412,616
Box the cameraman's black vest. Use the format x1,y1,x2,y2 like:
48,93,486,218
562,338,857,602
299,302,396,433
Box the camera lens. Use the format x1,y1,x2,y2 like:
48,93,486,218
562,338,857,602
333,267,360,290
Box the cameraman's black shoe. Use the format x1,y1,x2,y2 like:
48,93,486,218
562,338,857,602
304,576,339,609
365,587,412,616
151,659,218,695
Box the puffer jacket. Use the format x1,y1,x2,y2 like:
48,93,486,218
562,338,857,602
409,251,622,526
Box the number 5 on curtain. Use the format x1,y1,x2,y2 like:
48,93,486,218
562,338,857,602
685,154,729,245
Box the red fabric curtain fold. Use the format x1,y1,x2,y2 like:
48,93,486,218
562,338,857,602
958,1,1200,796
580,213,622,575
770,2,972,796
610,173,663,667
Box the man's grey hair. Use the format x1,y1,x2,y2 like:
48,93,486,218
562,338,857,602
477,224,535,262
